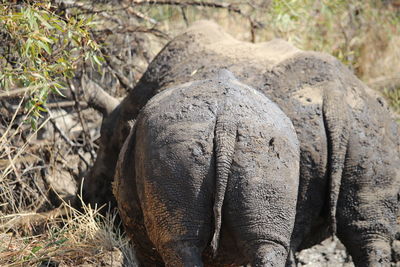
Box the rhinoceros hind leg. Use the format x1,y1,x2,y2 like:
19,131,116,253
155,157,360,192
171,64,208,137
249,242,287,267
159,241,204,267
284,249,296,267
337,233,391,267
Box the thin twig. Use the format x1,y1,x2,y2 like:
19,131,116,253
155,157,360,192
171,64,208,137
67,81,96,161
1,116,50,183
128,0,242,13
180,6,189,27
47,109,78,148
46,107,91,168
124,5,158,24
92,26,169,39
97,46,134,91
0,82,57,99
45,101,88,109
126,0,263,27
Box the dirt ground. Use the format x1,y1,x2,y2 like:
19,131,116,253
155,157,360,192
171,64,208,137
298,234,400,267
297,237,354,267
51,235,399,266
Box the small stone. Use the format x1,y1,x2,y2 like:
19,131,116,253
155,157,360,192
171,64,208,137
392,240,400,262
395,224,400,240
38,260,59,267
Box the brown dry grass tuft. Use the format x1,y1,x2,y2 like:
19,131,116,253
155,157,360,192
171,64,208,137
0,97,133,266
0,196,137,267
0,96,50,215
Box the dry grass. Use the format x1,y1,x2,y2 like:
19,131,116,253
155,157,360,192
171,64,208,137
136,1,400,101
0,96,133,266
0,196,137,267
0,96,50,214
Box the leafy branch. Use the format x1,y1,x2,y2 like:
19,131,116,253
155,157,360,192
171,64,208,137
0,0,103,128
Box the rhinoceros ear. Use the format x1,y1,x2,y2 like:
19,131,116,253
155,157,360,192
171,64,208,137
81,75,120,117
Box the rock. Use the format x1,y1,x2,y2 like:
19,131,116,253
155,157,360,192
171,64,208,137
97,248,124,267
58,248,125,267
38,260,59,267
297,236,354,267
46,165,78,205
37,109,76,140
392,240,400,262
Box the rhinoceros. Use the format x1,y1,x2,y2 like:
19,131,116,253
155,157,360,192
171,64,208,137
113,70,300,266
83,21,400,266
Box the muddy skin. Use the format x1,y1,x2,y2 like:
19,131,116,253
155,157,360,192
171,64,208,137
84,21,400,266
113,71,300,266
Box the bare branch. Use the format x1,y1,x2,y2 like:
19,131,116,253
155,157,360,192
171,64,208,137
92,26,169,39
124,5,158,24
0,83,57,99
127,0,243,14
124,0,263,27
45,101,88,109
95,46,135,91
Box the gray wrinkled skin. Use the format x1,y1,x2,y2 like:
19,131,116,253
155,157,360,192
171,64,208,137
113,71,300,267
83,21,400,266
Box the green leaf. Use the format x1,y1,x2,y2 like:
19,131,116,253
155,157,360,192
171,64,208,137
53,81,65,88
54,238,68,246
31,72,46,81
37,105,47,112
52,21,64,32
25,38,33,57
37,40,52,54
25,8,38,31
51,84,65,97
34,12,54,30
1,1,102,127
29,117,37,130
92,55,103,66
31,245,42,255
71,35,81,46
37,35,54,44
45,237,68,248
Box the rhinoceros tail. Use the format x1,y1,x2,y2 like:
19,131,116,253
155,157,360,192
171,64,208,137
210,114,237,256
322,84,350,235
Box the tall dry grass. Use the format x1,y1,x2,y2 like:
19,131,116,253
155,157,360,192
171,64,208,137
146,0,400,107
0,95,49,215
0,101,134,266
0,197,137,266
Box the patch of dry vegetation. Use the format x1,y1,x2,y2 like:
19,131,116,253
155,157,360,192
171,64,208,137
0,101,135,266
0,199,137,267
263,1,400,112
1,99,50,214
